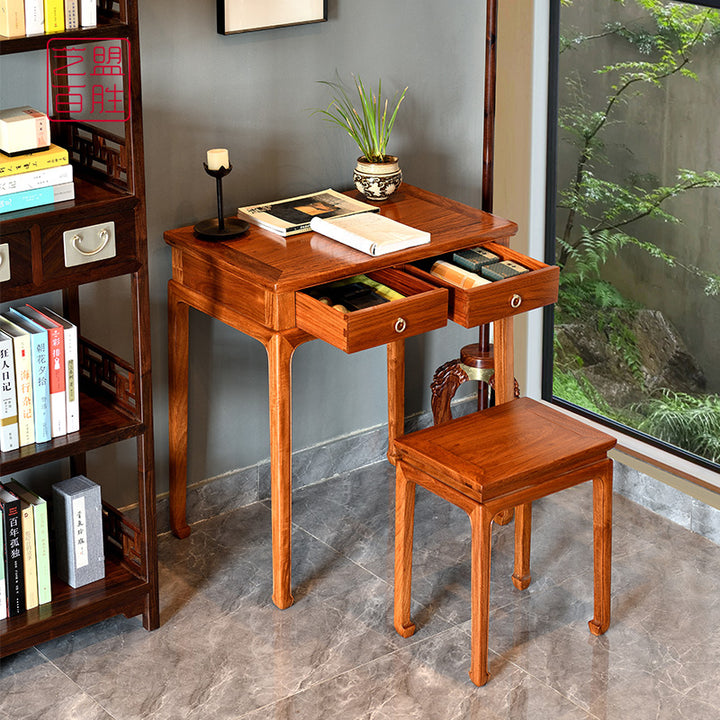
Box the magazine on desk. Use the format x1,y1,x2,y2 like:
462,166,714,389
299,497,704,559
310,212,431,256
237,188,379,236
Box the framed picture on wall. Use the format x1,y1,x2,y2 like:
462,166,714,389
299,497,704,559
217,0,328,35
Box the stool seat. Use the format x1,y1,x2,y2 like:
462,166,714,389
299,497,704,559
392,397,616,687
394,397,617,502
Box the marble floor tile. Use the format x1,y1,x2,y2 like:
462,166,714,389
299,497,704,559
3,460,719,719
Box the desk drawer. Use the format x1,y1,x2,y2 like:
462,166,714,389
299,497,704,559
405,242,559,327
296,268,448,353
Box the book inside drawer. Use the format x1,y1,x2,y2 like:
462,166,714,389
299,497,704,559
404,241,559,327
296,268,449,353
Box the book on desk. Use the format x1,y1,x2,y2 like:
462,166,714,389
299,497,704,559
237,188,379,236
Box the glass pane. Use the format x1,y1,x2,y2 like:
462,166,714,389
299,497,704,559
549,0,720,467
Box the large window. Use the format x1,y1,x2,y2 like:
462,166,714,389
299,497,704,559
544,0,720,471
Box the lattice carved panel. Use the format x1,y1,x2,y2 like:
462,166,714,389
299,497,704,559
79,337,137,415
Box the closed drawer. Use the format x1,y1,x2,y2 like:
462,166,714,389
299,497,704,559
41,212,138,281
0,231,32,290
405,242,559,327
296,268,449,353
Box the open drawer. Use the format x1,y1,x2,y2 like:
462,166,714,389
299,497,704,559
404,241,559,328
296,268,449,353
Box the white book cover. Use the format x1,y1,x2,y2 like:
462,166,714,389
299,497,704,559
0,329,19,452
16,305,67,438
41,307,79,433
64,0,78,29
80,0,95,27
0,316,34,446
310,212,431,257
0,164,72,197
24,0,44,34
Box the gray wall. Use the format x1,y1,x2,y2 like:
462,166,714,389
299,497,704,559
134,0,489,507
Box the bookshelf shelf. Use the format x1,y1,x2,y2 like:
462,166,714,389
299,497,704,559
0,0,157,657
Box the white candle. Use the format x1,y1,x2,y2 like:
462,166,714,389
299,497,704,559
207,148,229,170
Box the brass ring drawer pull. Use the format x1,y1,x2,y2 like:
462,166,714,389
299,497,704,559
510,293,522,309
394,317,407,333
73,228,111,256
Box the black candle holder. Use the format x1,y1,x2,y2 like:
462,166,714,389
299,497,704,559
193,162,249,240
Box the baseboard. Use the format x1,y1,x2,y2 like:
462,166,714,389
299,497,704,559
151,396,720,545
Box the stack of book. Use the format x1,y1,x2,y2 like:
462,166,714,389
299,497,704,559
0,474,105,618
0,480,51,618
429,246,529,289
0,106,73,215
0,306,79,453
0,0,97,37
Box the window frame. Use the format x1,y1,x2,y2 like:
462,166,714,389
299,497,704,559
541,0,720,482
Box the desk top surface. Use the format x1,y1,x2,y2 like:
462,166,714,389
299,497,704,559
164,184,518,293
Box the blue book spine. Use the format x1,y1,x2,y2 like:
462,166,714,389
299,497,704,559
7,310,52,443
0,183,74,215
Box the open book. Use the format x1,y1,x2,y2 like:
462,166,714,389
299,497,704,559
310,212,430,256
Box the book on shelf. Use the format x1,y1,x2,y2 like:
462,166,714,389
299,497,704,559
41,307,79,433
0,485,25,617
0,316,34,446
24,0,44,35
0,329,20,452
52,475,105,588
310,212,431,257
43,0,64,33
0,163,73,197
14,489,38,610
4,480,51,606
0,511,5,619
0,0,26,38
0,181,75,215
64,0,78,29
16,305,67,437
0,144,69,178
237,188,379,237
3,311,52,444
80,0,96,27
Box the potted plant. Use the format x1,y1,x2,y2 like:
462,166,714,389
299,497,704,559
315,75,407,200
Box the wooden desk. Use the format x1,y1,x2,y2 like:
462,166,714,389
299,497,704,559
164,184,557,609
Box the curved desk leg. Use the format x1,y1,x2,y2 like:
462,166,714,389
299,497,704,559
267,332,299,610
168,282,191,539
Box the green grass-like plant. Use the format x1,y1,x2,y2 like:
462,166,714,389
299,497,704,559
314,76,407,163
634,390,720,462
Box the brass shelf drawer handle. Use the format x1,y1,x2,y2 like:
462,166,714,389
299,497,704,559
510,293,522,309
72,228,111,256
395,317,407,333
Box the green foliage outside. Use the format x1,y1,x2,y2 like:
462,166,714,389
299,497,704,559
553,0,720,462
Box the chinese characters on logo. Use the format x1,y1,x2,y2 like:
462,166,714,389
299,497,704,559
47,39,131,122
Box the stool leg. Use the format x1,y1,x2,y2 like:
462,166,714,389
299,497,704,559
468,504,494,686
394,463,417,638
589,459,613,636
512,502,532,590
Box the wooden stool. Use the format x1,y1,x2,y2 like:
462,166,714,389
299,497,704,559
393,397,616,686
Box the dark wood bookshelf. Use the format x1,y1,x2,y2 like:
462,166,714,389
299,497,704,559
0,0,158,658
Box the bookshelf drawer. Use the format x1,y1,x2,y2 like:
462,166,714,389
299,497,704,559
405,242,559,327
0,230,32,289
40,212,139,282
296,268,449,353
